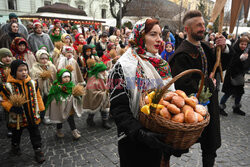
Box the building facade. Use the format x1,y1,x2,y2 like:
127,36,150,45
0,0,116,24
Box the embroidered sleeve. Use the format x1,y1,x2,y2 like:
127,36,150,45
108,63,143,139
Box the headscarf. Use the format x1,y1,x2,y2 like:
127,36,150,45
73,33,87,51
90,44,98,56
130,18,172,79
10,37,30,60
88,62,107,78
36,49,49,64
61,33,73,44
50,28,62,44
46,69,75,109
160,42,175,61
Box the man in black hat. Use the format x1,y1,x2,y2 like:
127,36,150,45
0,13,28,38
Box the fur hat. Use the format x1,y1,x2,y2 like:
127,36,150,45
9,13,18,19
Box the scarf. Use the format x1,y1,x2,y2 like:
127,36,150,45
196,45,208,77
45,69,75,109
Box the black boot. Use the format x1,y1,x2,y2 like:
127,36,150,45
34,148,45,164
86,114,96,126
233,107,246,116
102,120,111,130
219,104,228,116
11,144,21,155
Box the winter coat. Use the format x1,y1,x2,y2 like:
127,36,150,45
0,32,25,49
169,40,232,152
28,32,54,53
1,23,28,39
11,50,36,70
222,41,250,95
0,75,45,128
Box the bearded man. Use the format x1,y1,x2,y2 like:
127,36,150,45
169,10,233,167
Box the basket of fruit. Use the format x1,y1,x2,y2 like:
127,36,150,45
139,69,210,150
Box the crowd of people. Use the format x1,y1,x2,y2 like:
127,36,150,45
0,11,249,166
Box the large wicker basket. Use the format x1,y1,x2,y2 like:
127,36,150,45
139,69,210,150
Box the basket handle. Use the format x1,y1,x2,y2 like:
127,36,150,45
163,69,204,99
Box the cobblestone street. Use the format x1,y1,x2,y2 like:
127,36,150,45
0,76,249,167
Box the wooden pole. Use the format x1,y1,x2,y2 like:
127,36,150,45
211,7,224,83
17,114,20,130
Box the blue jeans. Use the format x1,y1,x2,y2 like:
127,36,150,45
220,93,242,105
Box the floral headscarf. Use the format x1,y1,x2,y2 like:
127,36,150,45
131,18,172,79
10,37,30,60
50,28,62,43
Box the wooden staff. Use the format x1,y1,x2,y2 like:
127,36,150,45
17,114,20,130
211,7,224,83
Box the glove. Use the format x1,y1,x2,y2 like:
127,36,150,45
240,53,248,61
137,128,166,149
10,106,23,114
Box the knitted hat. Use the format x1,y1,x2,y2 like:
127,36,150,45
88,62,107,78
9,13,18,19
10,60,28,78
33,20,42,28
0,48,13,60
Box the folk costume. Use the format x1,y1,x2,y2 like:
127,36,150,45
45,69,83,139
10,37,37,70
169,39,232,167
73,33,87,54
82,62,111,129
30,49,57,98
49,28,62,44
108,18,175,167
0,60,45,163
57,46,84,84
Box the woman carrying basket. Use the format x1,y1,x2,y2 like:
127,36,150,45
108,18,187,167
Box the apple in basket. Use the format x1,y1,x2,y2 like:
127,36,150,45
141,90,208,124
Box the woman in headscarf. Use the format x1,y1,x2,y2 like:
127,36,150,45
0,22,25,49
10,37,36,70
73,33,87,55
108,18,187,167
50,27,62,44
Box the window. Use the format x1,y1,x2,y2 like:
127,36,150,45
8,0,17,10
101,9,106,19
44,1,51,6
78,5,83,10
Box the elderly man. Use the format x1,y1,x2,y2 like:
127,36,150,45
27,20,54,53
1,13,28,38
169,10,233,167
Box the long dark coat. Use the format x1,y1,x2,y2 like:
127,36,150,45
169,40,232,152
222,41,250,95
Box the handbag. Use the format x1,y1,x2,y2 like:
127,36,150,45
231,74,245,86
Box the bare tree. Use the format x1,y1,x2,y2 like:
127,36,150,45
109,0,132,28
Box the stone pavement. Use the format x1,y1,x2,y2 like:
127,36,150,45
0,77,249,167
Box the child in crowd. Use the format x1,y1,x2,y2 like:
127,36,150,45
0,60,45,163
160,42,174,62
83,61,111,129
52,41,64,66
10,37,37,70
101,43,116,65
57,46,84,84
73,33,87,55
0,48,14,137
45,69,83,139
30,49,57,123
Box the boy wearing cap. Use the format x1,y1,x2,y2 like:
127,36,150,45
0,60,45,163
